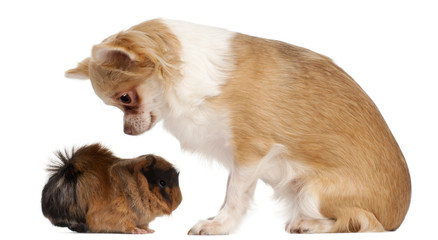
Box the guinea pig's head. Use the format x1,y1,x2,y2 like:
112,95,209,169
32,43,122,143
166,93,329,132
136,155,182,214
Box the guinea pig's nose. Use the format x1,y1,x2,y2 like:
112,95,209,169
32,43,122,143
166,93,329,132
172,188,183,211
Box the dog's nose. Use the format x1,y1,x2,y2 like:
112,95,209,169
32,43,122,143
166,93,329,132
124,126,133,135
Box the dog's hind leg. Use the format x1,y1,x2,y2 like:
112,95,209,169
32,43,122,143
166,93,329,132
328,207,384,233
286,218,335,233
282,184,336,234
285,207,384,233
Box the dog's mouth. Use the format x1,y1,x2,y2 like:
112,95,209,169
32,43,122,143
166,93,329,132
124,112,158,135
147,113,157,131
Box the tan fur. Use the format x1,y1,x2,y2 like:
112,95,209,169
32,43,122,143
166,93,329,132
212,33,411,231
65,19,411,233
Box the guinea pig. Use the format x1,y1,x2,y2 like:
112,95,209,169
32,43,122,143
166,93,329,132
41,143,182,234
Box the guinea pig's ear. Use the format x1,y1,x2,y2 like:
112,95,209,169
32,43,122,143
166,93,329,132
139,155,158,181
131,155,156,177
143,155,158,169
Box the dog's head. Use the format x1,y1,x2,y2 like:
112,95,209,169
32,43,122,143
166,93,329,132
65,20,181,135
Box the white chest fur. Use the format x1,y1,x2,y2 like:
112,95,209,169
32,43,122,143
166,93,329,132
162,20,235,169
163,106,234,169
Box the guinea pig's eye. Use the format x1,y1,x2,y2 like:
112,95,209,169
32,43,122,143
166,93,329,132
159,180,166,188
119,93,132,104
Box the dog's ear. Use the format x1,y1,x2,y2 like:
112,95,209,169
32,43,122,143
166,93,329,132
90,30,156,73
66,29,180,80
65,58,90,79
91,44,139,71
89,30,179,79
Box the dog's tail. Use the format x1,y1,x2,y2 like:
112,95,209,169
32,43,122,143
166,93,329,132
41,148,89,233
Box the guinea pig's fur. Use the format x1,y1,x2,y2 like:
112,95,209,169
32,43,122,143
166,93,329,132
41,143,182,234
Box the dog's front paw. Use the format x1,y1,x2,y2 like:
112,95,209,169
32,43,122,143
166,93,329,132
188,219,230,235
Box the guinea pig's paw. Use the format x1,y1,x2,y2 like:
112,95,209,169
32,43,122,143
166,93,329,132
188,219,230,235
131,227,155,234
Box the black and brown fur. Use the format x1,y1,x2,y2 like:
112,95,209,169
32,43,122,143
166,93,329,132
41,143,182,234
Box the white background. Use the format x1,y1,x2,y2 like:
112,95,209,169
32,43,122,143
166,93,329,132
0,0,437,239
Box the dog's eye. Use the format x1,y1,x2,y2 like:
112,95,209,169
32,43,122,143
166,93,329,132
120,94,132,104
159,180,166,188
